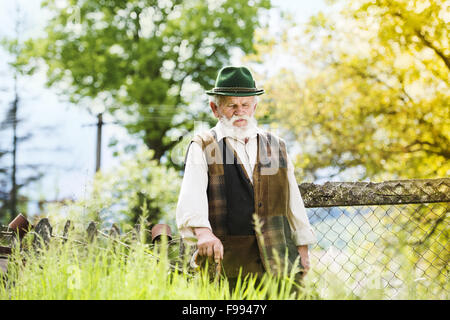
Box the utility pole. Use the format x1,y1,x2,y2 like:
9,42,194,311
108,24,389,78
95,113,103,173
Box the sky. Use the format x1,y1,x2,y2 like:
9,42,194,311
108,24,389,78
0,0,328,215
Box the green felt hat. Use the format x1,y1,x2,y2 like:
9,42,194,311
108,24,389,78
206,66,265,96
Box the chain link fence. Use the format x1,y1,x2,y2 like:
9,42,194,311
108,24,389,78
302,178,449,299
1,178,448,299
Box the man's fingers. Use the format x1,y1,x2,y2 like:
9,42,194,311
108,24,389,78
213,243,223,263
206,245,213,258
199,245,207,257
200,244,223,260
301,259,310,274
197,238,223,262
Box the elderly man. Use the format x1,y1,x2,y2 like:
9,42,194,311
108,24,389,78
176,66,315,285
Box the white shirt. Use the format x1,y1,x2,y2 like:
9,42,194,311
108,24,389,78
176,121,316,246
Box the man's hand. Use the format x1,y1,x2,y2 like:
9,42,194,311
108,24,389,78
194,227,224,263
297,245,310,275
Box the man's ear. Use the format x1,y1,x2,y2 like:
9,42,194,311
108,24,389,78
209,101,220,119
252,101,257,114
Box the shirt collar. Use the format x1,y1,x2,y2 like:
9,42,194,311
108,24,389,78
213,120,264,143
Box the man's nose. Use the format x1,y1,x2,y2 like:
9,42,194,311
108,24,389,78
234,105,245,116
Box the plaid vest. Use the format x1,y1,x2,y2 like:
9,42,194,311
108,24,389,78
188,129,301,276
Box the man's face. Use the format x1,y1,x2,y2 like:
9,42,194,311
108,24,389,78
210,96,257,128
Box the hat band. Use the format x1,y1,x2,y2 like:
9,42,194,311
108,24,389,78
213,87,261,93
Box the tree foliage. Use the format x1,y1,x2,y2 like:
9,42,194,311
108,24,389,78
26,0,271,162
245,0,449,288
250,0,449,181
51,146,182,228
0,17,43,224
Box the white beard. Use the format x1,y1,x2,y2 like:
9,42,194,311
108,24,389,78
219,114,258,141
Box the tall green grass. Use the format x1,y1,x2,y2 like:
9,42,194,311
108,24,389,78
0,224,446,300
0,229,309,300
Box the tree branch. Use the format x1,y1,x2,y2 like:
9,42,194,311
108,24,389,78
415,29,450,71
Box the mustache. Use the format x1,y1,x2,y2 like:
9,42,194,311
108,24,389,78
230,115,251,121
220,114,252,125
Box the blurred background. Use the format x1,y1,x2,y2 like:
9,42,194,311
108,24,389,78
0,0,448,299
0,0,448,226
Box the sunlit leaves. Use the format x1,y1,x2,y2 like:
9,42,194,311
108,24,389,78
251,0,449,182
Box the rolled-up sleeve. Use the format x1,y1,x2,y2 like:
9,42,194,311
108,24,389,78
286,153,316,246
175,141,211,244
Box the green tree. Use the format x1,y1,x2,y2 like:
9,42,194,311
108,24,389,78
47,146,182,228
248,0,449,182
0,9,43,224
245,0,449,292
26,0,271,163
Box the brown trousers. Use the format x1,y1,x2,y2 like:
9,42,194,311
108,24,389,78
219,235,265,278
194,235,264,279
193,235,305,295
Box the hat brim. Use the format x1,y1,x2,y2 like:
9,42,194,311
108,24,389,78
206,89,265,96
